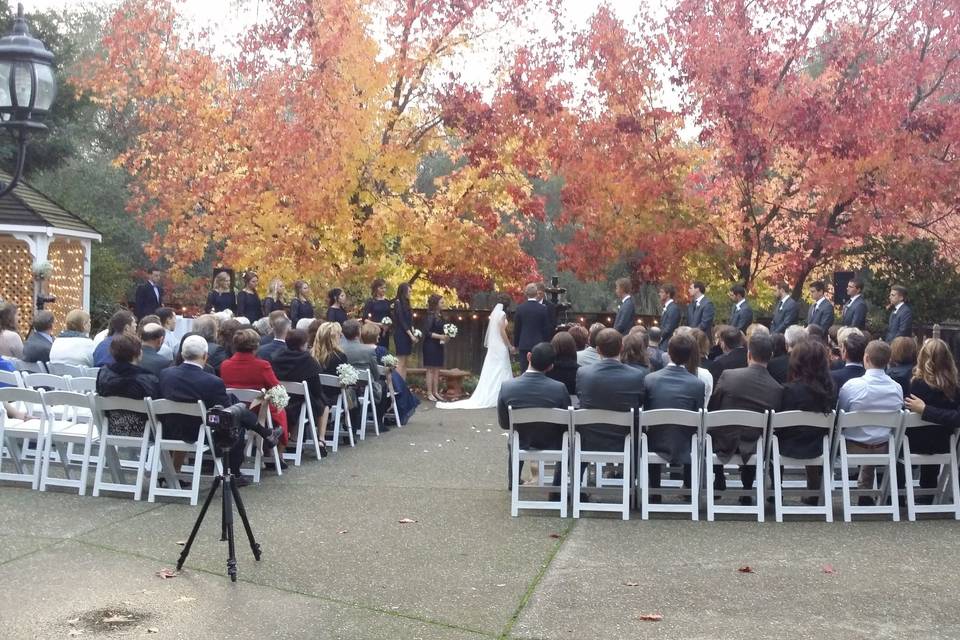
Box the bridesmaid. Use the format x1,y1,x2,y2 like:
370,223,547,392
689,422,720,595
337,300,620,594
326,288,348,325
289,280,315,327
236,271,263,322
205,270,236,313
361,278,392,349
263,278,286,316
393,282,416,379
422,294,446,401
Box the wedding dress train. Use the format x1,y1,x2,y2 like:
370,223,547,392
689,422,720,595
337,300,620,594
436,304,513,410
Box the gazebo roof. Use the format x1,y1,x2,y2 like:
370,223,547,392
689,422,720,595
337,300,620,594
0,170,100,240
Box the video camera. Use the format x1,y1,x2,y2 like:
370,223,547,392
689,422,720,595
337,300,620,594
206,403,252,453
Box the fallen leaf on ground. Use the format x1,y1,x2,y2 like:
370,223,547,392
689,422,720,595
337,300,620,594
337,529,349,534
737,565,754,574
147,628,159,634
66,618,80,625
822,564,837,574
155,568,179,579
398,518,417,524
496,583,506,587
622,581,639,587
548,533,561,539
174,596,196,603
638,613,663,622
101,615,133,624
175,540,186,546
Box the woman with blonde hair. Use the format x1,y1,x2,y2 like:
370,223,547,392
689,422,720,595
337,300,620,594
311,322,350,444
290,280,315,327
49,308,94,366
263,278,286,315
205,270,236,313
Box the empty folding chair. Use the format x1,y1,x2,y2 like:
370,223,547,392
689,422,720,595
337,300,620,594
68,376,97,394
21,373,71,391
378,365,402,428
571,408,635,520
508,406,571,517
146,398,219,505
38,390,99,495
704,410,770,522
638,408,703,520
92,395,154,500
13,359,47,374
898,413,960,521
831,410,903,522
227,387,283,480
768,410,836,522
46,362,86,377
319,374,354,451
279,381,322,466
355,369,380,440
0,387,46,488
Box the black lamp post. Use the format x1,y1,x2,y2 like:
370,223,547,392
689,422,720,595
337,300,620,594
0,2,55,198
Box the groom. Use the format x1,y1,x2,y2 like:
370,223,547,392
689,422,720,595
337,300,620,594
514,283,552,370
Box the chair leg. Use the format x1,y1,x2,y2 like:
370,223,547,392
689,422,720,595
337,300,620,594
510,434,520,517
822,435,833,523
38,432,54,492
690,435,699,521
147,441,160,503
903,438,916,522
949,435,960,520
560,432,569,518
78,433,93,496
705,434,715,522
755,440,764,523
135,435,150,501
887,435,900,522
621,436,631,521
92,437,108,498
639,435,649,520
840,440,852,522
772,438,783,523
573,433,582,519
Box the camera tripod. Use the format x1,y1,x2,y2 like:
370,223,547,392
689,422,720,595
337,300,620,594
176,463,261,582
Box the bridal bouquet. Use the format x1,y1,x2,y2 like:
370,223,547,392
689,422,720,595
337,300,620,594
443,323,458,338
264,385,289,410
381,354,399,369
413,328,423,339
337,363,359,387
381,316,393,326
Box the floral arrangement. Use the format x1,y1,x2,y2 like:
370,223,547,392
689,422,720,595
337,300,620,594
413,329,423,339
443,323,458,338
381,354,399,369
32,261,53,279
264,385,289,410
381,316,393,326
337,363,359,387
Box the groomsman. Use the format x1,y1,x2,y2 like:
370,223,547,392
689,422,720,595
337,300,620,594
134,267,163,319
885,285,913,342
806,280,834,332
613,277,636,335
686,281,715,336
514,283,551,367
727,284,753,333
535,282,557,334
770,281,799,334
841,278,868,329
658,284,681,350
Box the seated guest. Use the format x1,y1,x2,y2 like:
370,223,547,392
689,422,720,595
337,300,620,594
173,332,213,373
837,340,904,505
768,325,807,384
547,330,579,395
0,302,23,358
271,328,328,455
312,322,350,443
497,342,571,486
568,324,589,353
831,330,868,395
49,309,94,367
779,339,835,499
306,318,322,350
358,322,393,431
576,328,646,451
643,333,706,492
887,336,917,398
258,313,291,360
709,333,783,501
217,318,244,359
259,310,287,346
692,328,713,371
155,307,178,359
675,327,713,406
138,323,172,377
767,333,788,382
22,311,55,363
95,333,160,437
707,325,748,383
93,310,136,367
708,324,730,361
620,331,651,376
220,328,291,457
647,326,663,354
806,323,827,346
576,322,605,367
159,335,279,484
192,315,227,375
633,325,664,371
745,323,769,340
364,323,420,426
342,319,388,426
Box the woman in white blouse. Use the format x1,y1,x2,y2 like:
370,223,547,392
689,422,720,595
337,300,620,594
0,302,23,359
48,309,95,367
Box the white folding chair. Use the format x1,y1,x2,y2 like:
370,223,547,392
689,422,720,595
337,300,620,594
571,408,634,520
0,387,46,488
38,390,99,495
704,410,770,522
47,362,87,377
83,366,101,378
92,395,154,500
832,410,903,522
227,388,283,480
898,413,960,521
378,365,402,428
768,410,835,522
13,359,47,374
0,368,23,388
355,369,380,440
508,406,571,517
319,374,354,451
21,372,71,391
279,381,322,466
68,376,97,393
146,398,219,505
638,408,703,520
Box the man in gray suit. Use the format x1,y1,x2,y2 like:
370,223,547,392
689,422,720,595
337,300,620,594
576,329,646,451
727,284,753,333
658,284,682,350
22,311,55,363
498,342,572,486
341,319,387,423
138,323,172,377
841,278,868,329
644,333,705,492
709,333,784,502
806,280,834,331
686,281,715,336
613,277,636,335
770,281,799,334
885,285,913,342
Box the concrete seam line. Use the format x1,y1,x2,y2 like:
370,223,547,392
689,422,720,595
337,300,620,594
71,538,498,638
497,519,576,640
0,537,68,569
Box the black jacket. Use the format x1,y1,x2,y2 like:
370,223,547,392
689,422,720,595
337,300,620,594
269,348,327,421
97,361,160,400
546,357,579,395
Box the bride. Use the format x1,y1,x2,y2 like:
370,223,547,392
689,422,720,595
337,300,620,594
437,302,514,410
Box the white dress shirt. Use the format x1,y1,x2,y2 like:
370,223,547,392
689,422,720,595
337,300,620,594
837,369,904,444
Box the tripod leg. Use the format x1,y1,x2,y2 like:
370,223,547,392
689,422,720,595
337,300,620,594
176,475,221,571
229,478,262,561
222,474,238,582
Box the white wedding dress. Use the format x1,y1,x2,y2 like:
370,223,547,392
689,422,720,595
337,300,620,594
437,304,514,410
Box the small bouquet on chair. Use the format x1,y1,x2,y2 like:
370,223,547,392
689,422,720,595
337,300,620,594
264,385,289,410
443,323,458,338
337,363,359,387
381,354,399,369
381,316,393,326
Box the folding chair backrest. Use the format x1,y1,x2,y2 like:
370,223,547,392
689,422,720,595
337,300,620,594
901,412,941,430
43,390,94,413
21,373,71,391
0,386,42,406
836,410,903,431
319,374,341,389
83,367,100,378
704,409,769,431
508,407,572,428
69,377,97,393
356,369,372,383
96,395,152,415
641,408,703,429
14,359,46,374
770,410,835,431
47,362,86,377
571,408,635,429
0,368,23,388
227,388,265,403
147,398,206,419
280,380,306,396
376,365,389,377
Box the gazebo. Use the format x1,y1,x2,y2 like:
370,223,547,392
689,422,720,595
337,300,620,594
0,171,101,331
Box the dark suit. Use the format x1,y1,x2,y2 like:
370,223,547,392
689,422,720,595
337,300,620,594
707,346,747,384
730,301,753,333
659,301,681,350
709,364,783,489
767,354,789,384
541,299,557,335
134,280,163,319
831,363,865,397
205,340,227,375
576,358,645,451
139,345,172,378
771,297,799,334
644,364,705,487
613,296,636,335
22,332,53,363
807,298,834,331
841,296,867,329
687,297,715,335
885,303,913,342
257,339,288,363
513,300,550,365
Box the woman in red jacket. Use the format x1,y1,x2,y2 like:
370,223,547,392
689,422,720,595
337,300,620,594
220,328,290,450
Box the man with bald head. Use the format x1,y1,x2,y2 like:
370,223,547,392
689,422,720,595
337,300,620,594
138,322,172,377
